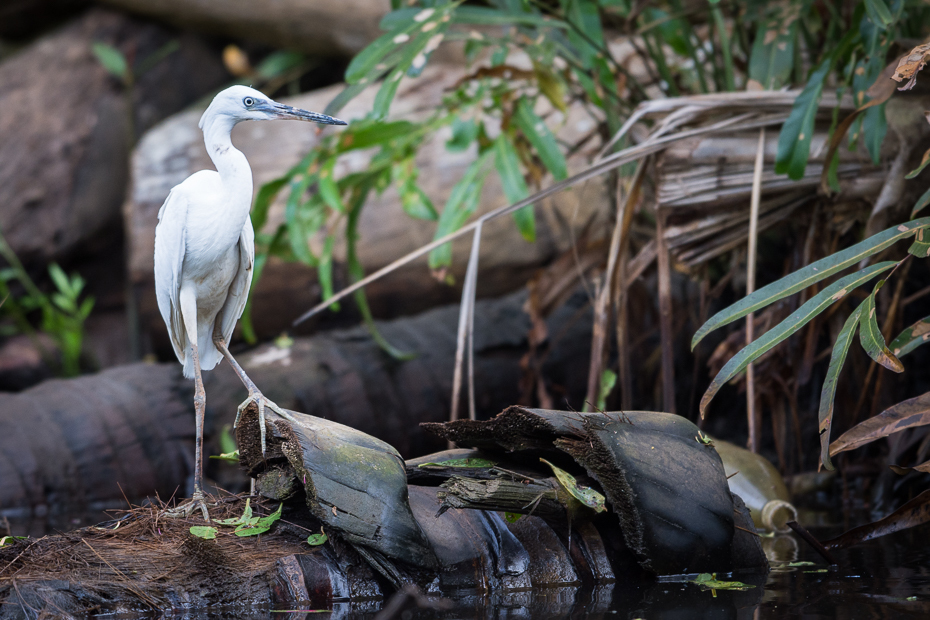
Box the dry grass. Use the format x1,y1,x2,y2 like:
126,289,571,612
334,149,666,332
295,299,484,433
0,494,312,613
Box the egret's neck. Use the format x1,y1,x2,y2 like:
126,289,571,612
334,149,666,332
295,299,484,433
202,115,253,209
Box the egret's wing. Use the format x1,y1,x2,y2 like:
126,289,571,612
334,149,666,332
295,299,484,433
219,216,255,344
154,186,188,363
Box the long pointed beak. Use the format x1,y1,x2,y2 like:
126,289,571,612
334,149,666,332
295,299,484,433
269,102,347,125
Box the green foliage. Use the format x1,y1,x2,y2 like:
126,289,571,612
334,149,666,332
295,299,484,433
818,306,862,471
214,500,283,537
189,526,217,540
698,193,930,468
306,530,328,546
251,0,930,377
540,457,606,513
596,368,617,411
691,573,755,592
0,230,94,377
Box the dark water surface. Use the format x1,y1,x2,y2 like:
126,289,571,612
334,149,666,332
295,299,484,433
68,522,927,620
6,510,929,619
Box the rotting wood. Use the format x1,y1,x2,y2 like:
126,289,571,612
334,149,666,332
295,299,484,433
423,405,770,576
0,290,593,517
1,405,769,616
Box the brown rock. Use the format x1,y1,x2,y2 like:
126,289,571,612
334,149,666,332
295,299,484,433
0,8,229,266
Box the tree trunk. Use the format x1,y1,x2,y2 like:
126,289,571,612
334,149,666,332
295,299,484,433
97,0,391,57
0,290,593,518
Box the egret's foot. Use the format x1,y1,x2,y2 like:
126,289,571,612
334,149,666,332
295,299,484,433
164,491,212,522
235,391,299,454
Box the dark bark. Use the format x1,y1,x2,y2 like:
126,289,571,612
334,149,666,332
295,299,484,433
0,291,592,518
422,406,770,576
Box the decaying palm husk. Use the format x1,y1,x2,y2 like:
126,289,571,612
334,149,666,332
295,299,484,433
629,92,906,268
1,405,768,616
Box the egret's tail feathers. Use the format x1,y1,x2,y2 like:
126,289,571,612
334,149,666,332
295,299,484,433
181,341,223,379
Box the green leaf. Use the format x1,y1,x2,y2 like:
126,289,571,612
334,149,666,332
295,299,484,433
48,264,72,298
216,498,254,526
539,458,606,513
324,82,368,117
908,227,930,258
379,7,418,30
890,315,930,358
317,235,338,311
494,134,534,242
859,279,905,373
256,51,305,79
399,184,437,221
565,0,604,68
775,56,830,179
513,97,568,181
748,12,797,90
189,526,217,540
338,120,418,152
597,368,617,411
209,450,240,464
819,306,862,471
317,162,344,213
912,187,930,218
0,536,28,548
417,457,497,468
252,177,288,232
446,118,479,152
862,103,887,165
345,22,416,83
235,503,282,537
372,70,406,119
504,512,523,523
692,218,930,349
91,42,128,80
347,5,451,93
906,147,930,179
691,573,755,591
700,262,897,416
428,151,492,269
863,0,894,27
306,531,328,546
452,6,568,28
219,424,237,456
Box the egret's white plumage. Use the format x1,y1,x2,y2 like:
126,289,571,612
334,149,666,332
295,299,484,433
153,85,345,520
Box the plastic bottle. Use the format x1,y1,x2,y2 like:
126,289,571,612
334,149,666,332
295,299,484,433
713,439,798,534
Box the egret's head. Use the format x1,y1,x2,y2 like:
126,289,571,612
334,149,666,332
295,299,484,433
199,85,347,130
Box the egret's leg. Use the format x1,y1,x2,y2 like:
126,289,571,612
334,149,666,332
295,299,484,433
166,287,211,522
212,332,299,455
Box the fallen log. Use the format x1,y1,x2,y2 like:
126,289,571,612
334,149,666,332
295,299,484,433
0,8,228,265
421,406,770,576
97,0,391,57
0,404,768,617
0,291,592,518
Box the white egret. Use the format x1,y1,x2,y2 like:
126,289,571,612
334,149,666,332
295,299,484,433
154,85,346,520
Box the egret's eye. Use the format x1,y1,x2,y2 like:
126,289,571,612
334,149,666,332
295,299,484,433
243,97,255,107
